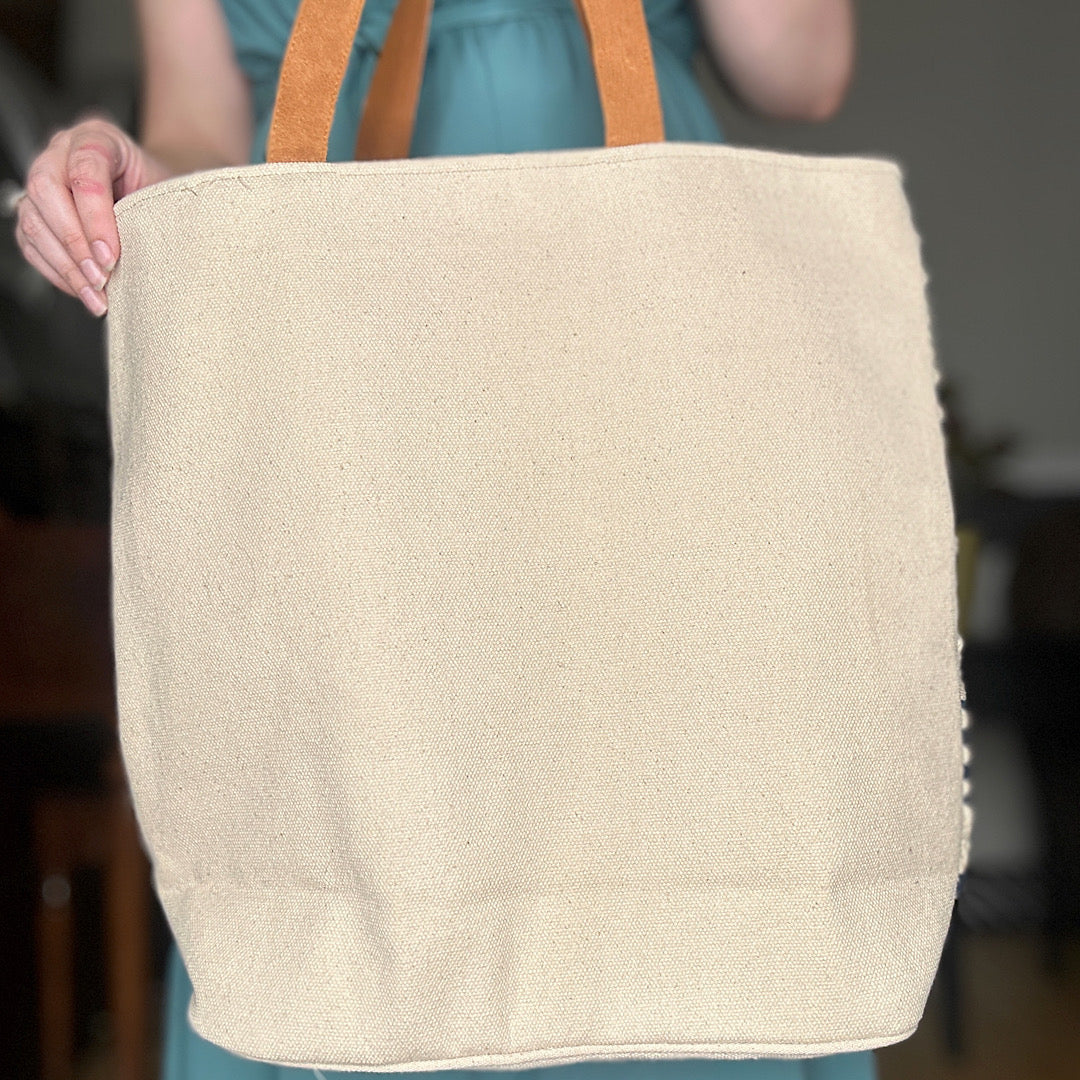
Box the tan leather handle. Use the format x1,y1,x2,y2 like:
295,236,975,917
353,0,433,161
268,0,664,163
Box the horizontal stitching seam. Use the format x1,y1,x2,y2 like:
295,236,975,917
115,148,899,221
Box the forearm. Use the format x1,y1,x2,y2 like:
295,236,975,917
134,0,253,179
694,0,855,121
138,141,244,181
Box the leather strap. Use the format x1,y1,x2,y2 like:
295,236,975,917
573,0,663,149
268,0,366,163
267,0,664,163
353,0,434,160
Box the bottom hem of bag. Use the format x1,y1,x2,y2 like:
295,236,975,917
189,1029,918,1073
165,875,956,1072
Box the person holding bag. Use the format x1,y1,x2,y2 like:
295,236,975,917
12,4,951,1080
12,0,853,319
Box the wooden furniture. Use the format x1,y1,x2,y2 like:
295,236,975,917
0,508,151,1080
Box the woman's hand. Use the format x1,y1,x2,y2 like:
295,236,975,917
13,0,253,318
13,115,174,317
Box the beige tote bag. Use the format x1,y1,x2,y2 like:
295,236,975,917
107,0,970,1071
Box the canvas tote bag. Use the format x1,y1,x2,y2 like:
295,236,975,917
106,0,971,1071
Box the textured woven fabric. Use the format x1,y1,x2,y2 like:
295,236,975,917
159,942,881,1080
108,142,966,1072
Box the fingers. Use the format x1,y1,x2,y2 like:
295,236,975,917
16,181,108,316
15,218,79,298
67,125,123,273
15,120,128,317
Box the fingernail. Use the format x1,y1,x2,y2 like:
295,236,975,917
81,258,107,290
91,241,116,272
80,286,108,317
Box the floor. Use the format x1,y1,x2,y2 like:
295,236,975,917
72,931,1079,1080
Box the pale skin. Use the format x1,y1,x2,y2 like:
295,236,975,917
13,0,855,317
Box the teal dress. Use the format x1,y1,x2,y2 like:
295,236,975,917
162,2,878,1078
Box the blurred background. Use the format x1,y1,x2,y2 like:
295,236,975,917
1,0,1077,1077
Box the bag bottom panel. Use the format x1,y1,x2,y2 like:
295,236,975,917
164,875,955,1071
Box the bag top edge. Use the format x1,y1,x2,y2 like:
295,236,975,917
113,142,903,221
